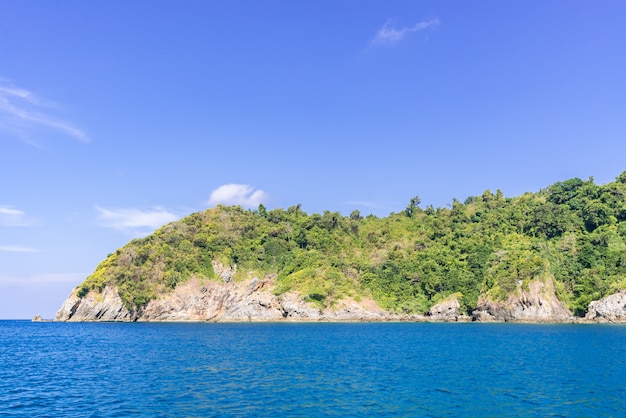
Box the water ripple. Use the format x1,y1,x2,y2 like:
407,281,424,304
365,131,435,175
1,322,626,416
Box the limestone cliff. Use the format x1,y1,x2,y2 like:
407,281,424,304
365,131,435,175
55,276,405,322
585,290,626,323
472,278,574,322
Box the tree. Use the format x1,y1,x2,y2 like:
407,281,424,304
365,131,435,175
258,203,267,217
582,201,613,232
287,203,304,217
547,178,584,205
405,196,421,217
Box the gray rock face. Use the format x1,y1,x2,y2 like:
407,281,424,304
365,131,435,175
280,293,322,319
136,277,285,321
211,261,236,283
55,276,402,322
472,278,574,323
428,296,462,322
55,285,134,322
58,274,605,323
323,302,400,321
585,290,626,323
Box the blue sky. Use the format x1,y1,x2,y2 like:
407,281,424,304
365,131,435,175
1,1,625,319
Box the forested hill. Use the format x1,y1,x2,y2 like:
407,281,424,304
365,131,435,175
76,172,626,317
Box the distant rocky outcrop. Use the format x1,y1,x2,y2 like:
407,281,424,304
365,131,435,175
56,285,134,322
585,290,626,323
428,294,470,322
55,276,406,322
472,278,574,322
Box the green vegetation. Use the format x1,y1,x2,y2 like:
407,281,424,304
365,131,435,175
77,173,626,316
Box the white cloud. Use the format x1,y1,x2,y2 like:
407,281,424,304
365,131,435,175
0,80,88,144
372,18,440,46
207,184,269,208
95,206,180,236
0,205,33,227
0,245,39,253
0,207,24,216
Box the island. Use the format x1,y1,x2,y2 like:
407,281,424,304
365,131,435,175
56,173,626,323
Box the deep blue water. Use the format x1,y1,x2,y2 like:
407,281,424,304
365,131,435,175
1,321,625,417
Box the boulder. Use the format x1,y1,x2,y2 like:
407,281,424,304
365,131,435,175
280,293,322,319
585,290,626,323
428,295,462,322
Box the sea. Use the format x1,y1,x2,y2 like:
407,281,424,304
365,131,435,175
1,321,625,417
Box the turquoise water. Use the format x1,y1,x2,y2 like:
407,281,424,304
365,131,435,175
1,321,625,416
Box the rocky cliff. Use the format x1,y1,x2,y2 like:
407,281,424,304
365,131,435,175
427,294,470,322
56,284,135,322
585,290,626,323
55,276,406,322
57,274,626,323
471,278,574,322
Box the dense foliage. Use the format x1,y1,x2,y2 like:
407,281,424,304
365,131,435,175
78,173,626,316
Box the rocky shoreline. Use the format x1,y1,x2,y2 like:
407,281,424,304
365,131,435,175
54,275,626,324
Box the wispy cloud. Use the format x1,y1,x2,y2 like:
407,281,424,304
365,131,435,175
207,184,269,209
0,245,40,253
95,205,180,236
372,18,440,46
0,80,88,144
0,205,34,227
